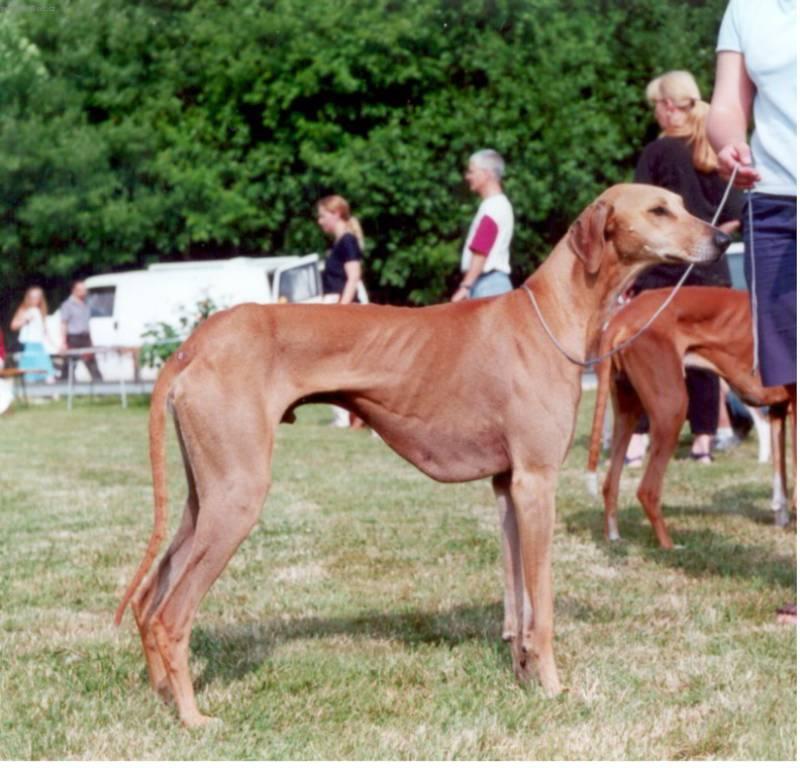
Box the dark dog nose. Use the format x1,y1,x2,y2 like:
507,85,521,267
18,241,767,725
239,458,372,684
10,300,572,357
713,229,731,252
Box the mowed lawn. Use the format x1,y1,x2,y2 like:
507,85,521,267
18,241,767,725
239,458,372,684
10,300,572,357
0,395,795,760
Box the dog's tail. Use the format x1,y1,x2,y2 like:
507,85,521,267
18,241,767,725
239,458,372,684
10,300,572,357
585,343,614,496
113,353,180,626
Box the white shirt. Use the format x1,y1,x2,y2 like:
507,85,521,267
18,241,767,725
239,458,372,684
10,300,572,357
460,193,514,274
717,0,797,195
18,308,46,344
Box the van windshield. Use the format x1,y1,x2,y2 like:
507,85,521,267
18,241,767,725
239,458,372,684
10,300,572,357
275,263,320,303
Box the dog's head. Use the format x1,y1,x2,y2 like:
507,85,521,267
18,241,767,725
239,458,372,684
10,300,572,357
567,183,731,278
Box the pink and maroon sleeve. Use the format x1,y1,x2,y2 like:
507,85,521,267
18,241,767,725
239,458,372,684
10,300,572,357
468,215,499,256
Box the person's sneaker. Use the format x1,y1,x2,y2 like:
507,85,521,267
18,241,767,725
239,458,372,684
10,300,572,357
713,433,741,452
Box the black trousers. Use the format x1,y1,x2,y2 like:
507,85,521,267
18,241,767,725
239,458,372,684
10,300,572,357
635,368,720,436
60,332,103,382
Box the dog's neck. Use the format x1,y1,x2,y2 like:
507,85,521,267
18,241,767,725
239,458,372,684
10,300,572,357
523,239,638,364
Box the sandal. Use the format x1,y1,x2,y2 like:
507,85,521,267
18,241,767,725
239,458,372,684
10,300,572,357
689,451,713,464
776,603,797,625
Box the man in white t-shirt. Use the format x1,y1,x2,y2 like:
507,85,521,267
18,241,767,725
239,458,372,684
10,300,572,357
451,149,514,301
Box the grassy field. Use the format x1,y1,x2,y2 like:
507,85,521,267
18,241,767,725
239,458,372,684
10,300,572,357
0,395,795,759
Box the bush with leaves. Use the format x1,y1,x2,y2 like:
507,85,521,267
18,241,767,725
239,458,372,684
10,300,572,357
139,296,221,369
1,0,729,317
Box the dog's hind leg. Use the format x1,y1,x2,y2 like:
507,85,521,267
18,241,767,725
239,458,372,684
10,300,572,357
148,394,274,728
133,500,195,701
493,472,525,642
769,402,789,527
132,420,200,701
636,395,686,549
151,482,271,727
602,383,640,542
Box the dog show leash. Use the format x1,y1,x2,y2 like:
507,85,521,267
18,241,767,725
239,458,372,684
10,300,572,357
523,165,742,369
744,187,759,374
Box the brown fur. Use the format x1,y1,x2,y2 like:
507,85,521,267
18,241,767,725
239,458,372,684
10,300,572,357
115,184,730,727
586,286,794,548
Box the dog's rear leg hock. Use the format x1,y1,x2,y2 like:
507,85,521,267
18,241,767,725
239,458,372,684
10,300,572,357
132,499,197,702
150,484,267,728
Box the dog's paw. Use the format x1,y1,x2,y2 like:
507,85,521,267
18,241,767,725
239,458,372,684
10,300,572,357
511,639,539,686
181,713,223,729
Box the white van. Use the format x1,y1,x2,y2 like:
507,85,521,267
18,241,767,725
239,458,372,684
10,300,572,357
69,254,366,380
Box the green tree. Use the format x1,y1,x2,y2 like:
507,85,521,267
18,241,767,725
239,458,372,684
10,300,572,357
0,0,729,321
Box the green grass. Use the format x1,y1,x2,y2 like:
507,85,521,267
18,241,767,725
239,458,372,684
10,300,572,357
0,395,795,759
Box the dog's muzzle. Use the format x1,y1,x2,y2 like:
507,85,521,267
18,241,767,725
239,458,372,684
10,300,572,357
688,228,732,265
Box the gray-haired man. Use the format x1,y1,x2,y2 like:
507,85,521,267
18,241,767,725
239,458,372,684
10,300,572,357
451,148,515,302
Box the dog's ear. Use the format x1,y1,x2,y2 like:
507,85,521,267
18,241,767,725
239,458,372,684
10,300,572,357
567,200,613,275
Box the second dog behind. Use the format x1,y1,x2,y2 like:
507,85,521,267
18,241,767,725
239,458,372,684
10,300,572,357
586,286,793,549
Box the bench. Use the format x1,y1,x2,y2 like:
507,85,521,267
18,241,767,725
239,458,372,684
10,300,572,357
0,368,49,406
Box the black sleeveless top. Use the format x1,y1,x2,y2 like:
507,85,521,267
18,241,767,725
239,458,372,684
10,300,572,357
322,233,362,295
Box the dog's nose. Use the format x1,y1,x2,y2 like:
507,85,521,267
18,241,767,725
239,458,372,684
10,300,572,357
713,229,731,252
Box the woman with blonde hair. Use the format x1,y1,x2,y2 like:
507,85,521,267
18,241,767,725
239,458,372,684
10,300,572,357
644,70,720,173
10,285,56,383
625,70,743,466
315,194,366,427
316,194,364,305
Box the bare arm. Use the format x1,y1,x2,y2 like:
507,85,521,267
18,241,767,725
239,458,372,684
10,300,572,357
451,252,486,302
707,51,760,188
10,307,28,332
339,260,362,304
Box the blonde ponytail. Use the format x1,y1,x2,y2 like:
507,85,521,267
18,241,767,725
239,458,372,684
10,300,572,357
344,216,364,249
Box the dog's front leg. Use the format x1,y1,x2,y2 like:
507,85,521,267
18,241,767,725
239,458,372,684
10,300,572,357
509,466,562,697
492,472,526,642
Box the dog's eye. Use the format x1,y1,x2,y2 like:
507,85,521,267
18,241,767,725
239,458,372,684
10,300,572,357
649,206,669,216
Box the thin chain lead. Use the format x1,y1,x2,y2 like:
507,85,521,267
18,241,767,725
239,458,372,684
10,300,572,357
524,167,741,369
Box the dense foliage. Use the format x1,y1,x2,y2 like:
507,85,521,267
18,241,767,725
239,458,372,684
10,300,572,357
1,0,727,316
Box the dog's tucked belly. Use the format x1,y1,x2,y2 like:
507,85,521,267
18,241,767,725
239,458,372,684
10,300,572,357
356,404,511,482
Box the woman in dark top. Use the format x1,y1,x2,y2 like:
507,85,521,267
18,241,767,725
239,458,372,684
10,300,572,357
316,194,366,428
316,195,364,305
627,71,742,465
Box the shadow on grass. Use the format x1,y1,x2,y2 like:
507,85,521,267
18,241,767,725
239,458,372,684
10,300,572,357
566,487,795,588
191,600,505,689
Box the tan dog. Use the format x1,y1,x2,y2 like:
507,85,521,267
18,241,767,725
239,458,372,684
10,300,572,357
114,184,731,727
585,286,793,549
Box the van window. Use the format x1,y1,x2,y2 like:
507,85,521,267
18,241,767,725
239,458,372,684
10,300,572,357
87,286,116,317
275,263,321,303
